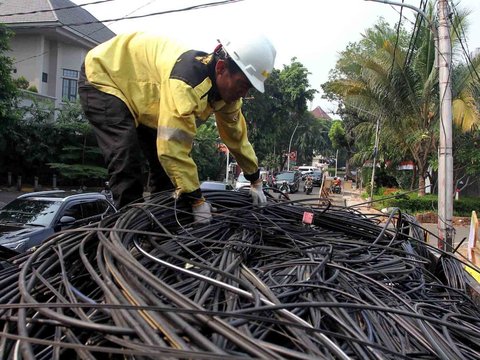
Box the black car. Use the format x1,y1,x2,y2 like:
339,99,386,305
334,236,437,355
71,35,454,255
0,190,116,253
273,171,301,193
310,170,324,186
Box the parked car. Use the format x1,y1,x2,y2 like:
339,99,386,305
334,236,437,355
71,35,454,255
235,172,250,190
273,171,301,193
0,190,117,253
311,170,324,186
200,181,233,191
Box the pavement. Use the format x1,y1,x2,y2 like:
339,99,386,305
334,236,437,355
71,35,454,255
0,188,24,208
291,186,472,259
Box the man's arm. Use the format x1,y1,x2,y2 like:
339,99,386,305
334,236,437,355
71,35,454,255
156,78,204,199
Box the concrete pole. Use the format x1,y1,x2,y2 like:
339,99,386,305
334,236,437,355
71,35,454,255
437,0,454,252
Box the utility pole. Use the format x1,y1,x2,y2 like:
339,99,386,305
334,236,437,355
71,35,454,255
437,0,454,251
366,0,454,251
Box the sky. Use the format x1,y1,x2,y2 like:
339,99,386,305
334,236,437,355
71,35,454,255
73,0,480,116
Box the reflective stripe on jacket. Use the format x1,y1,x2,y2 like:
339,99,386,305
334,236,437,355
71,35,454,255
84,32,258,194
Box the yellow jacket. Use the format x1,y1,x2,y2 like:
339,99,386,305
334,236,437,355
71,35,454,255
84,32,258,195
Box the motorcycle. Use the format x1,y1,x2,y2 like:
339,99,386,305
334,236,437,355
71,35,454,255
278,180,290,199
331,182,342,194
304,178,313,195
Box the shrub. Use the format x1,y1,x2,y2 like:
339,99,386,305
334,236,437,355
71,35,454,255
27,85,38,93
374,193,480,217
13,76,29,89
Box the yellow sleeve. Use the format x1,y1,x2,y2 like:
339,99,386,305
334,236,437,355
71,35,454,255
156,78,205,194
215,100,259,176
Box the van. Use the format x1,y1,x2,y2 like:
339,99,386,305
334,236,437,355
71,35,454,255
298,166,316,175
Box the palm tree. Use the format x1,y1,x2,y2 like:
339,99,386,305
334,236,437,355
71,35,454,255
323,2,479,195
452,55,480,131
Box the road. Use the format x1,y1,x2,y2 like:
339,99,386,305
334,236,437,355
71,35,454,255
273,182,345,206
0,184,471,258
1,184,470,242
0,189,23,208
280,183,471,255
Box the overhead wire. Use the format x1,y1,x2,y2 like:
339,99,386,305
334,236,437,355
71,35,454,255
404,0,427,68
5,0,245,65
3,0,245,29
449,0,480,84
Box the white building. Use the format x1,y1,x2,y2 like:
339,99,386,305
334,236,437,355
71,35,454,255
0,0,115,109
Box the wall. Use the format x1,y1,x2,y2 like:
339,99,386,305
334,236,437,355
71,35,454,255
9,32,90,108
9,34,44,91
55,42,89,108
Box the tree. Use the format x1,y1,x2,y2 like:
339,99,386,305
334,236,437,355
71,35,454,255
47,100,107,186
296,115,331,165
2,98,56,181
243,58,317,170
0,23,19,156
191,118,223,181
322,4,479,196
13,76,29,90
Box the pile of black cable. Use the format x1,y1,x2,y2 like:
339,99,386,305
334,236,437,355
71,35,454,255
0,190,479,359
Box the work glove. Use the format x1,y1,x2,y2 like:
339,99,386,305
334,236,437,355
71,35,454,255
191,198,213,224
250,179,267,207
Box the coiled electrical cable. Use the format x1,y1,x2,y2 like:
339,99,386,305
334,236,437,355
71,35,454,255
0,190,479,359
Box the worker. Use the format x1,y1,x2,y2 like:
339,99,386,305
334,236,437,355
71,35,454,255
78,32,276,223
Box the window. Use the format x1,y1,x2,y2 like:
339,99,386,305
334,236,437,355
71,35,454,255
62,69,79,101
42,72,48,83
82,201,104,218
63,204,83,219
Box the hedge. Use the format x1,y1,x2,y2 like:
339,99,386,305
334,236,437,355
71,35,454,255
374,194,480,217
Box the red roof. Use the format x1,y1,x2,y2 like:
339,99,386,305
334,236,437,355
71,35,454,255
310,106,331,120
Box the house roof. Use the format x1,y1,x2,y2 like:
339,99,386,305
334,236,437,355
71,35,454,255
311,106,332,120
0,0,115,45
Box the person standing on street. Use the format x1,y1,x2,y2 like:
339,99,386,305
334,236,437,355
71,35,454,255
78,32,276,223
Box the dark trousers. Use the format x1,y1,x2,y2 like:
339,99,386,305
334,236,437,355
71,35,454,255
78,64,173,208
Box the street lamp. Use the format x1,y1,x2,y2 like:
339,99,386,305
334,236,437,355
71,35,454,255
287,122,300,171
225,147,230,184
216,139,230,184
335,149,339,177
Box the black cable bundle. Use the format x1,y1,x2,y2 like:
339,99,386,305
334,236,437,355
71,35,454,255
0,190,479,359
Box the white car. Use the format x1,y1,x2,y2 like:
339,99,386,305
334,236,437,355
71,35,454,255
235,172,250,190
298,166,316,176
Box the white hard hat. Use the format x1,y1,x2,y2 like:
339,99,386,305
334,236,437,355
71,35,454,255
219,33,276,93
